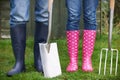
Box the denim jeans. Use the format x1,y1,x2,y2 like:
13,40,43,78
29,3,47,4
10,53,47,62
66,0,98,30
10,0,48,25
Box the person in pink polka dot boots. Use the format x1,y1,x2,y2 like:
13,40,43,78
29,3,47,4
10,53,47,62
66,0,98,72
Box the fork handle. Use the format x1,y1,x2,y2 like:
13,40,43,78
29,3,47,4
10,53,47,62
108,0,115,50
110,0,115,10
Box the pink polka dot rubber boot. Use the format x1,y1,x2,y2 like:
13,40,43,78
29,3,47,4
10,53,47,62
82,30,96,72
66,30,80,72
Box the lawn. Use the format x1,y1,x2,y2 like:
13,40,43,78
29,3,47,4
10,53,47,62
0,34,120,80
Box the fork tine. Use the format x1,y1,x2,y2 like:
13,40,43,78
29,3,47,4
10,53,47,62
99,49,103,75
110,49,113,75
115,49,118,76
104,49,108,75
99,48,118,75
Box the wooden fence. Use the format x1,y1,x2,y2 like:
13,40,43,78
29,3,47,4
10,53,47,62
0,0,101,39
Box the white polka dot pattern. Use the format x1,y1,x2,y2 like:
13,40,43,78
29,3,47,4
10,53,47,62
66,30,80,72
82,30,96,72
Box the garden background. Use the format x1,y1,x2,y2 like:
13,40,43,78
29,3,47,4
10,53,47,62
0,0,120,80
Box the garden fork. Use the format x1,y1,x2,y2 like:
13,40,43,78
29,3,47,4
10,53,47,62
98,0,119,76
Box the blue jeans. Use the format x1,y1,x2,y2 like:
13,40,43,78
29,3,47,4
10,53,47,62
10,0,48,26
66,0,98,30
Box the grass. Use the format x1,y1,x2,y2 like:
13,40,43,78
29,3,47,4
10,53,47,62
0,33,120,80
